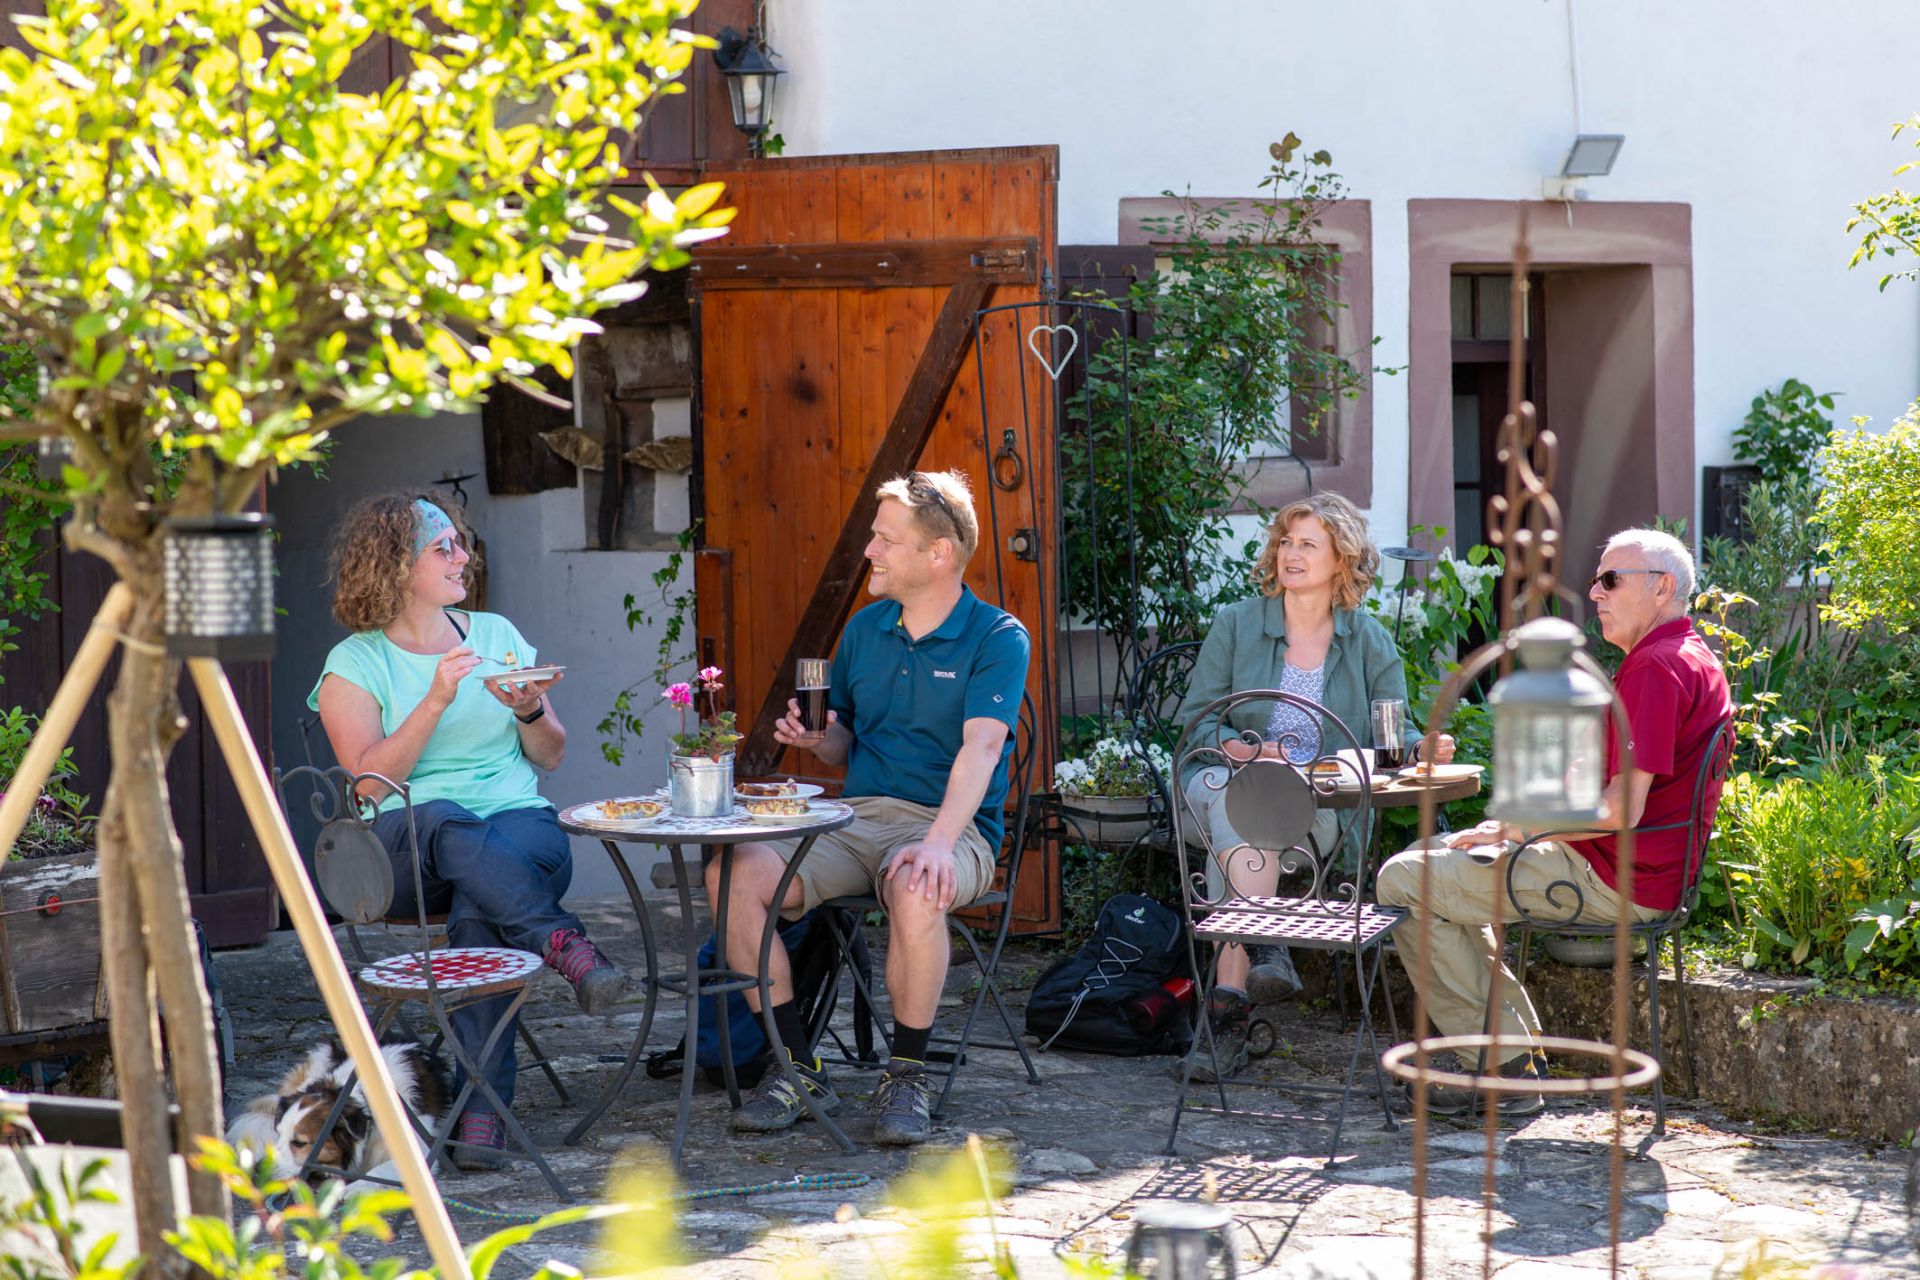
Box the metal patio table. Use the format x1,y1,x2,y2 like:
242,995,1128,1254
1316,768,1481,811
556,797,857,1164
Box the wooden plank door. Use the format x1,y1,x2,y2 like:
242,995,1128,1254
691,146,1060,928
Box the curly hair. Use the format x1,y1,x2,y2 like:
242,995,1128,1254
328,489,481,632
1251,492,1378,610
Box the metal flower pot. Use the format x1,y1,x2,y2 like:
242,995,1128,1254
1543,933,1648,967
1061,793,1158,847
668,751,735,819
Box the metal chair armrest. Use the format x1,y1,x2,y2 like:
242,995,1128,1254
1502,829,1598,930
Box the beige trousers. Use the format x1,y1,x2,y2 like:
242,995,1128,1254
1375,838,1666,1047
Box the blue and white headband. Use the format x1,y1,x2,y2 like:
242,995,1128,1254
411,499,456,558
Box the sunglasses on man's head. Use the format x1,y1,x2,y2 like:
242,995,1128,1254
1587,568,1667,591
908,471,959,530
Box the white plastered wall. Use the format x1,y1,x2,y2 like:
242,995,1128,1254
270,412,684,903
772,0,1920,542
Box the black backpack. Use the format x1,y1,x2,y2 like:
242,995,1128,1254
1024,894,1192,1057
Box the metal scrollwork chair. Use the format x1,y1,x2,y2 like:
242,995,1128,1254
1165,689,1407,1167
1042,642,1206,900
813,695,1044,1117
1497,715,1735,1136
1124,639,1206,841
295,715,570,1107
273,764,571,1198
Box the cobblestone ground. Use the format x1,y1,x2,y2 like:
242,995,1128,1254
216,899,1915,1279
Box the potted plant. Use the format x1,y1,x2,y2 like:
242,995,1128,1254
0,709,105,1041
665,667,742,818
1053,734,1173,847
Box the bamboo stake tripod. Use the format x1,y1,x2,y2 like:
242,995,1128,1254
0,583,474,1280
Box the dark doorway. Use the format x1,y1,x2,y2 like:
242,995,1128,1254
1448,271,1546,552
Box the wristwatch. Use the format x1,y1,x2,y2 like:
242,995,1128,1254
515,703,546,725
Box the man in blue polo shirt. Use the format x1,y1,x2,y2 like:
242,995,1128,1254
707,468,1030,1146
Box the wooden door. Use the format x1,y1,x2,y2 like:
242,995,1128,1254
691,146,1059,926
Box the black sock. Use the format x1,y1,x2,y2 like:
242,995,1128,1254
768,1001,813,1067
891,1021,931,1064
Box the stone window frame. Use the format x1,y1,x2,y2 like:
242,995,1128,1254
1117,197,1374,510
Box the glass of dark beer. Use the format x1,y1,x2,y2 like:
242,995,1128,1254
796,658,830,735
1371,698,1409,772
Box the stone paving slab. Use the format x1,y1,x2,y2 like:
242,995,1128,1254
212,899,1917,1278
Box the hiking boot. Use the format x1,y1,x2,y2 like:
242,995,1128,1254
1177,989,1253,1085
872,1058,936,1146
545,928,628,1015
1245,945,1303,1003
450,1110,509,1171
1416,1049,1548,1119
731,1055,839,1134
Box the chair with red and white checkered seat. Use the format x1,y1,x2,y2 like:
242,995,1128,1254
275,763,570,1198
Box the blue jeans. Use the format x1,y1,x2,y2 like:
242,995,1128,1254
373,800,580,1116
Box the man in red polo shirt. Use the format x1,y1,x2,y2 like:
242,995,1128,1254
1377,528,1733,1117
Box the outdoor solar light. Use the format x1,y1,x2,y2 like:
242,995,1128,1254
1125,1200,1240,1280
1486,616,1611,829
1560,133,1625,178
1380,544,1438,651
35,433,71,482
713,26,784,156
163,512,276,662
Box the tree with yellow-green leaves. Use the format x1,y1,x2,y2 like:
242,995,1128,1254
1824,117,1920,636
0,0,730,1266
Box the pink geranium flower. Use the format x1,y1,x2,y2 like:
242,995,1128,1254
662,668,741,759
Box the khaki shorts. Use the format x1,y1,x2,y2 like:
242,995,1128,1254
768,795,996,917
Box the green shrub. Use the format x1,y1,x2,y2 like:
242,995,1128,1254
1734,378,1838,489
1062,138,1377,705
1817,408,1920,636
1714,758,1920,977
0,707,91,858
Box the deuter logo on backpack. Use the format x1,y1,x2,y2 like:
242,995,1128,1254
1024,894,1191,1057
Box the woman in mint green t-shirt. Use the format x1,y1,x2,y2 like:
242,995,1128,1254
311,491,626,1168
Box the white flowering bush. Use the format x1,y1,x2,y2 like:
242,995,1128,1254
1365,537,1504,708
1054,735,1173,799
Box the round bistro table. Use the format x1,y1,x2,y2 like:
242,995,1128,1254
556,797,856,1164
1315,768,1482,811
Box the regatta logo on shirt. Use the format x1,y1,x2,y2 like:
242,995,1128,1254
932,669,958,679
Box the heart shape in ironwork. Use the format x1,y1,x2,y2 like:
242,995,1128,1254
1025,323,1080,381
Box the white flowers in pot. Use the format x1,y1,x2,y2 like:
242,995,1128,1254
1054,735,1173,800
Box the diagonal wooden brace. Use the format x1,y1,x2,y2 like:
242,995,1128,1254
739,277,995,775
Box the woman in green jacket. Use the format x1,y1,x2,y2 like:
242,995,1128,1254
1176,492,1453,1080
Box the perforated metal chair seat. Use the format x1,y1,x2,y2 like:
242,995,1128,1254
358,946,543,1000
1196,897,1405,951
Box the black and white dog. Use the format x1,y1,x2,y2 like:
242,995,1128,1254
226,1038,450,1183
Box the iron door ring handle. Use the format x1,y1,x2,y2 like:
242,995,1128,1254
993,432,1025,492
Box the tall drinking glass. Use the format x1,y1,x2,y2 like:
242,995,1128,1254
796,658,830,735
1371,698,1409,771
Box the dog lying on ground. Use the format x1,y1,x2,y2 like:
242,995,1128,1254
226,1038,450,1182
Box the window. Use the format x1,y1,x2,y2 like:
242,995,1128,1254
1119,197,1374,510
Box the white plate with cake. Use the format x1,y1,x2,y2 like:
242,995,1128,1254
577,796,666,826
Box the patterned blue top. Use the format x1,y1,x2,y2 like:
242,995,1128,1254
1264,664,1326,762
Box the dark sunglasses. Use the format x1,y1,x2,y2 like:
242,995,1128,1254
1587,568,1668,592
909,471,960,534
